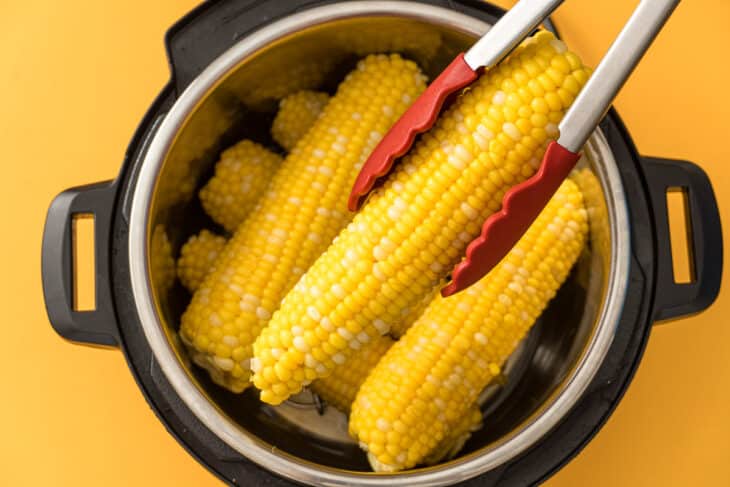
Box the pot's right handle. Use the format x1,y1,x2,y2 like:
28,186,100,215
42,181,120,347
642,157,723,322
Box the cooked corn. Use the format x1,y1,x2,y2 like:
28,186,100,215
272,91,330,151
181,54,427,393
311,335,393,413
180,100,326,292
252,31,591,404
199,140,283,233
177,105,320,292
349,179,588,471
311,333,482,467
417,405,483,466
177,230,227,292
389,288,437,338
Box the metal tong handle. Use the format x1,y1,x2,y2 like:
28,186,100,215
446,0,682,296
464,0,565,70
558,0,681,152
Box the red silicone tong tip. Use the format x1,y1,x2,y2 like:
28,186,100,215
442,141,581,297
348,53,478,212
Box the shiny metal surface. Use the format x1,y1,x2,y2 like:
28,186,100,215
463,0,564,70
558,0,680,152
128,3,631,485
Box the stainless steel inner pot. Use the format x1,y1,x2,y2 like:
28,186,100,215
128,2,630,485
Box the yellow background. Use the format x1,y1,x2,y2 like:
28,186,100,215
2,0,728,485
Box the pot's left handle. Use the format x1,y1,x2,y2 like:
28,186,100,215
42,181,120,348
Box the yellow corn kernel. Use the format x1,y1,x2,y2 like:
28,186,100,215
199,140,283,233
253,32,591,404
181,55,427,393
419,405,482,466
177,103,324,292
176,230,227,293
310,335,393,413
311,334,481,467
389,288,437,338
271,91,330,151
349,179,588,471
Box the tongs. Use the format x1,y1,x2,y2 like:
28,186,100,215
349,0,680,296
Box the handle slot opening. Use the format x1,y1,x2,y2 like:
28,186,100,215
666,187,696,284
72,213,96,311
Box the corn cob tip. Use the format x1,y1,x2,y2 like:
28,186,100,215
272,90,331,151
177,230,227,293
199,139,283,233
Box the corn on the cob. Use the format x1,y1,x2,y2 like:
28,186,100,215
309,333,482,467
310,335,393,413
417,405,483,466
199,140,283,233
252,31,591,404
177,230,228,293
348,179,588,471
181,54,427,393
272,91,330,151
389,288,437,338
180,103,325,292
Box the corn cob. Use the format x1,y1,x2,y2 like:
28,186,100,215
179,103,326,292
177,230,228,293
417,405,483,466
252,31,591,404
272,91,330,151
199,140,283,233
310,335,393,413
309,333,481,467
348,179,588,471
177,109,320,292
389,288,437,338
181,54,427,393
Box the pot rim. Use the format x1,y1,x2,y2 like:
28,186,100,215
128,2,631,486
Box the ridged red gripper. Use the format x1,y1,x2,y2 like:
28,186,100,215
348,53,478,211
442,141,581,297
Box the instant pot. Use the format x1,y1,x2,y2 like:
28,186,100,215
41,1,722,485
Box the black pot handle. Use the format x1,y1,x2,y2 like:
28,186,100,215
642,157,723,322
41,181,120,347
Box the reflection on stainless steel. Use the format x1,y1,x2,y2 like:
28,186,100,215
149,224,175,303
329,18,444,67
574,162,611,274
129,2,630,486
151,91,236,244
